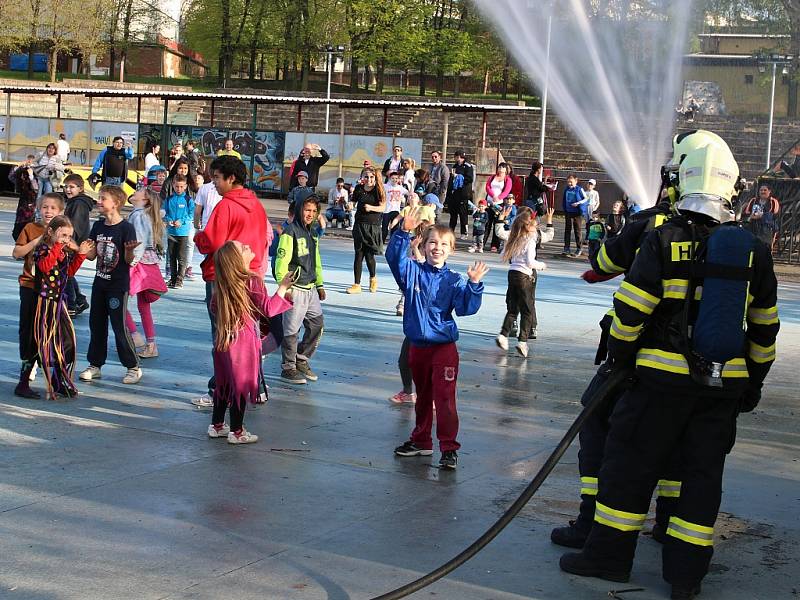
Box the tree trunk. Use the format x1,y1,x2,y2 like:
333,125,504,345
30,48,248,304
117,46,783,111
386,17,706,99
483,68,490,95
259,53,265,80
501,51,510,99
364,64,371,91
219,0,231,87
403,67,409,90
49,45,58,82
376,58,385,94
120,0,133,83
419,61,426,96
301,52,310,91
350,56,359,91
435,68,444,97
453,71,460,97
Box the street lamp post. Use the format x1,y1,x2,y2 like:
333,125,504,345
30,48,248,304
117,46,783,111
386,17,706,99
325,45,345,133
538,14,552,164
757,52,792,170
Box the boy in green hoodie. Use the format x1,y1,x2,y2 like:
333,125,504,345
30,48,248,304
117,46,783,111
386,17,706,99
275,195,325,385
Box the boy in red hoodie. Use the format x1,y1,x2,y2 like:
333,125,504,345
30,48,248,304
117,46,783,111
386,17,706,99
193,156,269,406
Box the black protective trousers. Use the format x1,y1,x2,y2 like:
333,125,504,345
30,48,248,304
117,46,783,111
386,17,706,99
575,368,680,534
581,380,739,589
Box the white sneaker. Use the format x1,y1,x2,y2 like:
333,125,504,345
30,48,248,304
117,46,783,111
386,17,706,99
122,367,142,384
79,365,101,381
191,393,214,407
227,429,258,444
516,342,529,358
478,247,484,253
29,364,37,381
496,334,509,350
468,245,476,253
207,423,230,438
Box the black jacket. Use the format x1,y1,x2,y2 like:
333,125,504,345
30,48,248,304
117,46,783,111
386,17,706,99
289,149,330,189
446,161,475,207
65,193,95,243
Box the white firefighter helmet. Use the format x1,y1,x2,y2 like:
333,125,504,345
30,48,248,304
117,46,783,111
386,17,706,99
675,143,740,223
670,130,731,166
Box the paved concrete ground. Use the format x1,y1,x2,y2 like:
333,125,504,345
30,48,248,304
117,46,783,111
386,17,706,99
0,208,798,600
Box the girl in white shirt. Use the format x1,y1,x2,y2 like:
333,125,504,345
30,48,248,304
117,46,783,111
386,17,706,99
495,206,554,358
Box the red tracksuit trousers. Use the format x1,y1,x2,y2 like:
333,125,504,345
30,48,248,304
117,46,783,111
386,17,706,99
408,342,461,452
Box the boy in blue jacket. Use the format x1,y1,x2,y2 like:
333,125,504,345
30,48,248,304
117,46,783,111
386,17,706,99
386,211,488,469
163,174,194,289
562,174,587,256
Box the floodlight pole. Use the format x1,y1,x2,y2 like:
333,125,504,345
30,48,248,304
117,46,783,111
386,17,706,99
325,46,333,132
767,61,777,170
538,14,552,165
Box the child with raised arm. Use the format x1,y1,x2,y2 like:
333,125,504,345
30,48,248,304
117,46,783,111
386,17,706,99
80,186,142,385
387,211,488,470
207,241,293,444
13,193,65,398
495,207,555,358
32,215,94,399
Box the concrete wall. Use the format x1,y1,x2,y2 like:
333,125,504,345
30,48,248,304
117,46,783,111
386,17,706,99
682,64,790,116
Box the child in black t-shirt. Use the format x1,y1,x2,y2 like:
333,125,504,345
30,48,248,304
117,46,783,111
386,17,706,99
79,185,143,385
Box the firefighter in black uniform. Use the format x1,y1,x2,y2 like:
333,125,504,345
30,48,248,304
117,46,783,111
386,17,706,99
551,130,730,549
559,143,780,599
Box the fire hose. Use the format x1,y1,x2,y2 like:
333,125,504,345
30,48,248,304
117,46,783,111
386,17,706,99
370,366,634,600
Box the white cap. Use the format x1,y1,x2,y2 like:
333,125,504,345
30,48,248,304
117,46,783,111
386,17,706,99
588,179,596,186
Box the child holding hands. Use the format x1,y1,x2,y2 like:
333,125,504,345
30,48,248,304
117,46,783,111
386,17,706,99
387,210,488,470
208,241,293,444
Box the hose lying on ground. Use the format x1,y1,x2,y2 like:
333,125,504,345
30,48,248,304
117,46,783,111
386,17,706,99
370,367,633,600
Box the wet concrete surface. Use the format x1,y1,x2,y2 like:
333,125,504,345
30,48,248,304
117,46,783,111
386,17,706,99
0,208,798,599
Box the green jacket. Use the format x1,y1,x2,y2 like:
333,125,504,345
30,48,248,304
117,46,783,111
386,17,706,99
274,219,323,290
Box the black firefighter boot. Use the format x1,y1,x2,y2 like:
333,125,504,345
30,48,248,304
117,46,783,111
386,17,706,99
14,364,40,399
559,551,631,583
671,583,702,599
551,495,596,548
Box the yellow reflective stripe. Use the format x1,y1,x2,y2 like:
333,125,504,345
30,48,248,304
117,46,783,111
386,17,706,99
636,349,690,375
597,244,626,274
580,476,598,496
609,316,643,342
722,358,749,378
667,516,714,547
657,479,682,498
636,349,748,378
594,502,646,532
662,278,689,299
615,281,660,315
748,341,776,364
747,305,779,326
654,214,667,227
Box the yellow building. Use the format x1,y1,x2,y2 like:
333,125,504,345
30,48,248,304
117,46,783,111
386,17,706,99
683,33,794,116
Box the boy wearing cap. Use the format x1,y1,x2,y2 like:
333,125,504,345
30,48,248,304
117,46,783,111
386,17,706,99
287,171,315,206
469,199,489,253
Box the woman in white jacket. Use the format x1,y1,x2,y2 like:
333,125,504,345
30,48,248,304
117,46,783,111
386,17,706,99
33,143,65,198
495,206,555,357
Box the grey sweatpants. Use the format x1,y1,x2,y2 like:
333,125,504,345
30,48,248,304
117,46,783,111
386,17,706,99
281,287,324,371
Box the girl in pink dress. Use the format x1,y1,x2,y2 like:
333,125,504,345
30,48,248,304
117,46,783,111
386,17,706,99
208,241,294,444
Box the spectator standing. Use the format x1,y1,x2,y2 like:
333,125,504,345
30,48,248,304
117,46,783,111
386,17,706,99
429,150,450,207
287,171,315,206
184,140,203,174
347,167,385,294
92,136,133,186
484,162,512,250
562,174,587,256
144,143,161,172
382,145,404,181
216,139,241,160
56,133,70,163
743,184,781,248
507,162,525,206
289,143,330,189
33,143,65,198
447,150,474,240
525,161,552,216
163,174,195,289
401,158,416,193
605,199,626,236
468,199,489,253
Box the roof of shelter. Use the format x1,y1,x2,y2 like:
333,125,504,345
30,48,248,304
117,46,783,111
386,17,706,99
0,85,539,113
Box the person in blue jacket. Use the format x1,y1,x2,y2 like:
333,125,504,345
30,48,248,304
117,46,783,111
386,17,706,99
563,174,588,257
163,174,195,289
91,136,134,186
387,210,488,470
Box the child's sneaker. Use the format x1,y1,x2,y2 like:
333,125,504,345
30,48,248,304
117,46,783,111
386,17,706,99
227,428,258,444
530,328,538,340
369,277,378,293
137,342,159,358
207,423,230,438
280,369,307,385
394,441,433,456
516,341,529,358
496,334,509,350
478,247,484,253
296,360,318,382
346,284,362,294
185,267,195,281
191,393,214,407
122,367,142,384
468,245,476,253
79,365,101,381
389,391,416,404
439,450,458,470
131,331,146,350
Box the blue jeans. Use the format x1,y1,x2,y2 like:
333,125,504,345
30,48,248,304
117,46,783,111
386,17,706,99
37,177,53,198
